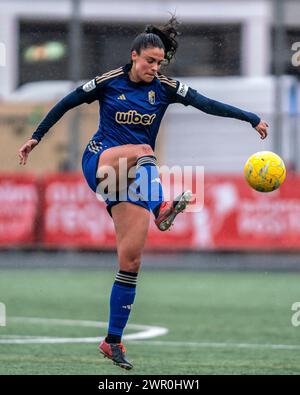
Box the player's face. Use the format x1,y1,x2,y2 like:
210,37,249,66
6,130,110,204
131,47,165,83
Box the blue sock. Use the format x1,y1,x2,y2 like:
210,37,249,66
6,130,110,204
128,155,164,215
107,271,137,339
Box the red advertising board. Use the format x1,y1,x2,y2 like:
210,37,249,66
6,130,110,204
1,172,300,250
41,172,300,251
0,174,39,245
41,173,198,250
42,173,116,248
190,174,300,250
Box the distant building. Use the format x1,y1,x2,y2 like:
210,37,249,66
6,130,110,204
0,0,299,98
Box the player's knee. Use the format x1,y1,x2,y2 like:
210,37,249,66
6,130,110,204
136,144,154,160
119,255,141,273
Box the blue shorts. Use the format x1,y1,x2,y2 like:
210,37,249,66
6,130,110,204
81,140,149,216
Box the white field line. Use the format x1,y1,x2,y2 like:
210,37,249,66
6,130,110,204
0,316,168,344
1,317,299,350
127,340,300,351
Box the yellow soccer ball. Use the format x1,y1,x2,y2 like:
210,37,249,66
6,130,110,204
244,151,286,192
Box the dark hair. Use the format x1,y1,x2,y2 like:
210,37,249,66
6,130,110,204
131,15,180,64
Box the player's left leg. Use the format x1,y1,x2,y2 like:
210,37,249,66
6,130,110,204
99,202,150,370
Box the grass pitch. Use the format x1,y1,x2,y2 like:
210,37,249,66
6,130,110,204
0,268,300,375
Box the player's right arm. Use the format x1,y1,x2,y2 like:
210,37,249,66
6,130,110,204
18,77,102,165
18,138,39,165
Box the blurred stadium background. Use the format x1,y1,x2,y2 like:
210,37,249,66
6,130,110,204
1,0,300,375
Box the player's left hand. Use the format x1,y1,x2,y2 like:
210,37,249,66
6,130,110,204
255,120,268,140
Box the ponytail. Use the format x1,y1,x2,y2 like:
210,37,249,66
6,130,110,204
131,15,180,64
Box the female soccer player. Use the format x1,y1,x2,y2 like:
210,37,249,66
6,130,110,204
18,16,268,370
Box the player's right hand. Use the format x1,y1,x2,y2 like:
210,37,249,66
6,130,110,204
18,139,39,165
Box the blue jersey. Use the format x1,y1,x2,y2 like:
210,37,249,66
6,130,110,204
32,63,260,150
77,65,182,149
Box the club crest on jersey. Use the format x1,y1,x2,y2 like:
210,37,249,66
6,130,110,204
116,110,156,126
148,90,155,105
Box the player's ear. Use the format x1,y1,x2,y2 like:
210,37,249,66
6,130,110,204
131,50,138,62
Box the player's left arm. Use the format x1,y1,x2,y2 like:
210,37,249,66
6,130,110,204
166,80,268,139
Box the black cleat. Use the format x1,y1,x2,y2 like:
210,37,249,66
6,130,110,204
99,340,133,370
